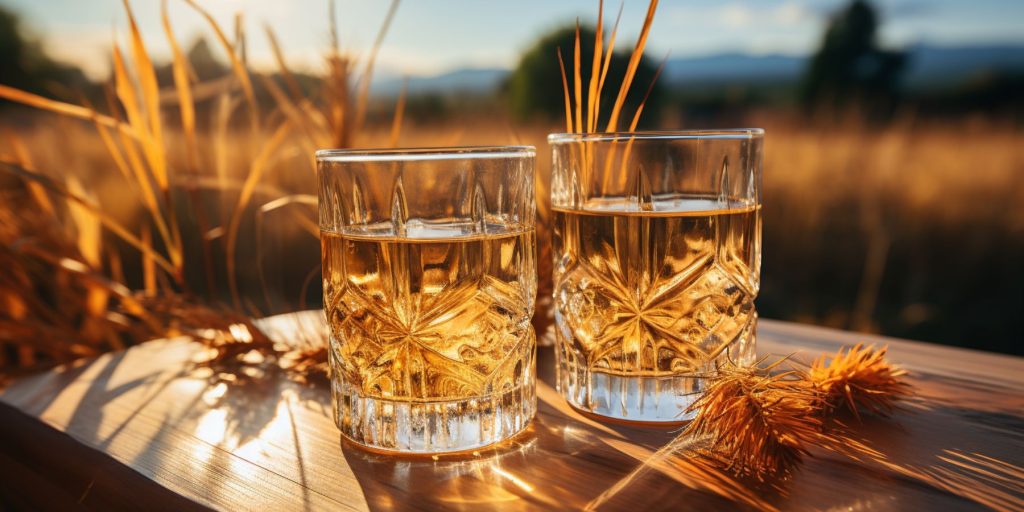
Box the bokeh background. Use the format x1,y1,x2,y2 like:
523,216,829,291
1,0,1021,369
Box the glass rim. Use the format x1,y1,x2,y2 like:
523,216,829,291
316,145,535,163
547,129,764,144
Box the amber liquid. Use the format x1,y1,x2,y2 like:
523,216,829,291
552,198,760,421
322,224,536,451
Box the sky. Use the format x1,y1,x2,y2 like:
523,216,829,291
5,0,1024,81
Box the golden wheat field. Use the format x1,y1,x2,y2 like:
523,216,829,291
4,114,1021,365
1,0,1022,378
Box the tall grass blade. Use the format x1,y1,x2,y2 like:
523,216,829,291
0,85,126,133
389,78,408,147
108,245,126,286
596,2,623,127
573,21,583,135
111,42,145,134
234,13,246,63
81,95,134,183
123,0,167,190
605,0,658,132
557,48,573,133
259,195,319,210
353,0,400,131
141,225,157,296
586,1,604,133
326,58,349,147
65,175,103,268
325,0,348,147
260,74,319,156
162,0,199,173
264,24,305,103
617,54,667,196
265,69,326,151
329,0,340,55
226,122,291,308
255,194,318,311
627,53,667,132
213,93,239,222
182,0,260,132
112,42,181,271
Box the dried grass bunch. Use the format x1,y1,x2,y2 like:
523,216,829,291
162,295,329,386
556,0,663,136
0,0,403,374
684,345,912,483
685,358,824,482
809,343,912,419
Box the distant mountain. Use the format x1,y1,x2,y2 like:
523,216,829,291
368,44,1024,97
662,44,1024,88
903,44,1024,89
663,53,804,84
372,68,507,96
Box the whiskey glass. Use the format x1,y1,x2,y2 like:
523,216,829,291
318,146,537,453
549,130,763,423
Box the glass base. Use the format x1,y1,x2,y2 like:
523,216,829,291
559,371,706,424
556,333,756,424
332,378,536,454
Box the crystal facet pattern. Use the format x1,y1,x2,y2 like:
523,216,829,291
323,228,537,452
553,199,759,422
318,146,537,453
549,130,763,424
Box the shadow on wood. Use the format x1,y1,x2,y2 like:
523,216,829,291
0,312,1021,510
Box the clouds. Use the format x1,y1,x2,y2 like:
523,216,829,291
6,0,1024,81
657,1,825,56
720,4,754,28
719,1,816,29
774,2,814,25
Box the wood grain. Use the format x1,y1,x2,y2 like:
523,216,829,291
1,313,1021,511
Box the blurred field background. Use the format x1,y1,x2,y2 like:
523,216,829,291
0,0,1021,374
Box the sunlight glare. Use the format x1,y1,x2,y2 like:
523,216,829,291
196,408,228,445
492,467,534,493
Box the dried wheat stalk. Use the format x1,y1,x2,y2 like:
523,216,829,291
809,343,913,420
684,358,824,482
684,346,912,484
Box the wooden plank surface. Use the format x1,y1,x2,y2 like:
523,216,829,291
1,312,1022,511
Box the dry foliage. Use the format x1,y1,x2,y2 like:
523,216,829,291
584,345,1022,511
0,0,403,373
809,343,913,419
684,359,824,482
682,346,911,485
555,0,661,135
281,346,331,386
137,293,275,364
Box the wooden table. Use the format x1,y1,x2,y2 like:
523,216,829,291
1,312,1022,511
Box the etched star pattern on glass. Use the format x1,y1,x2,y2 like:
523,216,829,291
319,146,537,453
549,130,763,423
